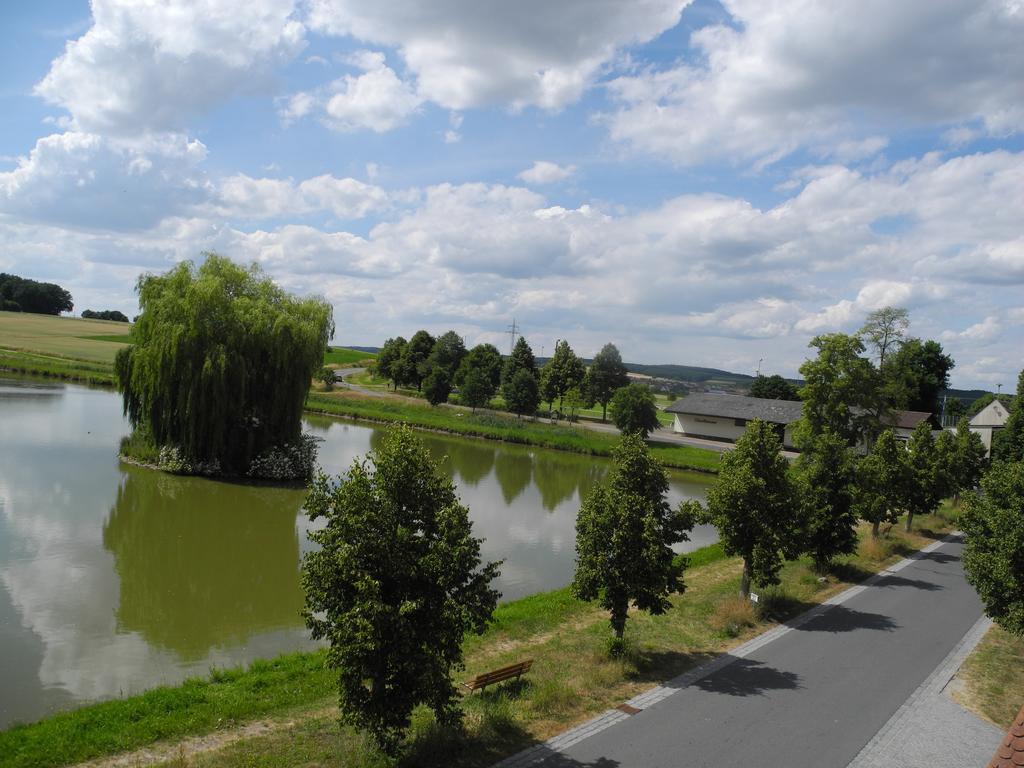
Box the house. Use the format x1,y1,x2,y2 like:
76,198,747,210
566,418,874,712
968,399,1011,457
666,393,804,449
665,392,931,452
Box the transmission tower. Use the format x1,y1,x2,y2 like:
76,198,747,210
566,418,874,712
506,318,519,355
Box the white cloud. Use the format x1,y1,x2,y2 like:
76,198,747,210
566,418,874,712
518,161,576,185
282,50,422,132
0,132,209,230
941,316,1002,343
305,0,690,111
215,174,388,219
604,0,1024,166
36,0,305,135
4,146,1024,387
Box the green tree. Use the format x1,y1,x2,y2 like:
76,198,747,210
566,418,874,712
904,421,941,532
504,368,540,418
318,366,335,392
501,336,537,387
997,370,1024,462
796,333,885,447
586,342,629,421
859,306,909,368
454,343,502,393
427,331,467,380
0,273,74,315
953,418,988,496
540,339,586,412
854,430,908,537
459,368,493,411
115,254,332,477
401,330,435,392
701,420,797,597
563,386,585,422
375,337,407,390
882,338,954,423
795,431,859,572
749,374,799,401
572,433,693,652
609,383,661,438
423,367,452,406
960,461,1024,636
301,426,500,754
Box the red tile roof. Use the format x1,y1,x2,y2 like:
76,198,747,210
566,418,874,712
989,704,1024,767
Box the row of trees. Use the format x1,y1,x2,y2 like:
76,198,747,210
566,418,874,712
82,309,129,322
374,331,637,421
0,273,74,315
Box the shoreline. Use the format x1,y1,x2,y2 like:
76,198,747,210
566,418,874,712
1,357,720,475
0,513,958,768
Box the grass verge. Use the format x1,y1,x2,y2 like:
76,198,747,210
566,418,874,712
305,392,721,473
0,511,956,768
0,349,117,386
952,623,1024,729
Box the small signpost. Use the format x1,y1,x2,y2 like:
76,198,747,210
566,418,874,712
750,593,759,603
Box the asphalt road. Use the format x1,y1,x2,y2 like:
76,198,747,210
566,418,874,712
530,536,983,768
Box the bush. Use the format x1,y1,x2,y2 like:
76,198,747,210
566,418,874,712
247,434,320,481
710,595,758,637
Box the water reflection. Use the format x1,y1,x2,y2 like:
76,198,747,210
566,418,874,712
0,376,714,729
102,468,307,660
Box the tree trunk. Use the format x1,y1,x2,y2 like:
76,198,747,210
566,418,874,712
871,520,880,538
905,511,914,532
740,558,751,598
602,401,608,422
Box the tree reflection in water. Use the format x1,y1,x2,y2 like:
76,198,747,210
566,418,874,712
102,466,307,660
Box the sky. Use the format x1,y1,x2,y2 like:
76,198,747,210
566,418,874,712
1,0,1022,389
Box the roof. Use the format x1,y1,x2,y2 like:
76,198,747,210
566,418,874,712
666,393,804,425
666,392,930,430
880,410,932,430
971,399,1012,428
988,703,1024,768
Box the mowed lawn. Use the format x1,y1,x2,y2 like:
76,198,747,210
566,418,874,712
0,312,131,364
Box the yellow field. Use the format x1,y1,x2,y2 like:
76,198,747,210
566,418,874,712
0,312,130,364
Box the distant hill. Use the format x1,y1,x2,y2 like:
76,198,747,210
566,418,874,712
623,362,755,385
339,345,381,354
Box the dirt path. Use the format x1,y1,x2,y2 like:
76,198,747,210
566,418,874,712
71,707,334,768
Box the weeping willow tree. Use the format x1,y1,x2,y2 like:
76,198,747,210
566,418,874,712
115,254,333,478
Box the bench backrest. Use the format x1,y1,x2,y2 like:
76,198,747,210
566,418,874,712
467,659,533,687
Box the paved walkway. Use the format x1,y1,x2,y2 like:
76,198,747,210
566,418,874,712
496,534,996,768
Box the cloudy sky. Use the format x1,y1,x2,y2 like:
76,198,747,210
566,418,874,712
1,0,1022,388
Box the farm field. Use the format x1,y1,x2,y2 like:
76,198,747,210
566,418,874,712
0,312,131,363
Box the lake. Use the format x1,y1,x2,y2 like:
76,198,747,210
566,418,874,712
0,376,714,728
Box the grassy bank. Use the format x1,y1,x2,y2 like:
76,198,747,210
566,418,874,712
0,349,117,386
0,510,957,768
952,623,1024,729
306,391,721,473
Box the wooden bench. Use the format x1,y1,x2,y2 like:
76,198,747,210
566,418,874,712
461,659,533,693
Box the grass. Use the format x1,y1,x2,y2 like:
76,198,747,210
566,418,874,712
0,348,117,386
324,347,377,366
0,511,957,768
0,312,131,364
305,391,722,473
952,623,1024,729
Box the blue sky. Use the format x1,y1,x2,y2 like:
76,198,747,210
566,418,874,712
1,0,1023,389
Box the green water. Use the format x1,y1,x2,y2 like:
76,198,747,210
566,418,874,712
0,376,712,729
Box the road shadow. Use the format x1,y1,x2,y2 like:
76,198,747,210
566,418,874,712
793,604,898,633
538,755,623,767
692,657,801,697
919,551,960,565
625,648,717,685
874,574,943,591
830,561,875,583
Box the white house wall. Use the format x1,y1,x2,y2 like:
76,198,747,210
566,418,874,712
672,414,796,449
